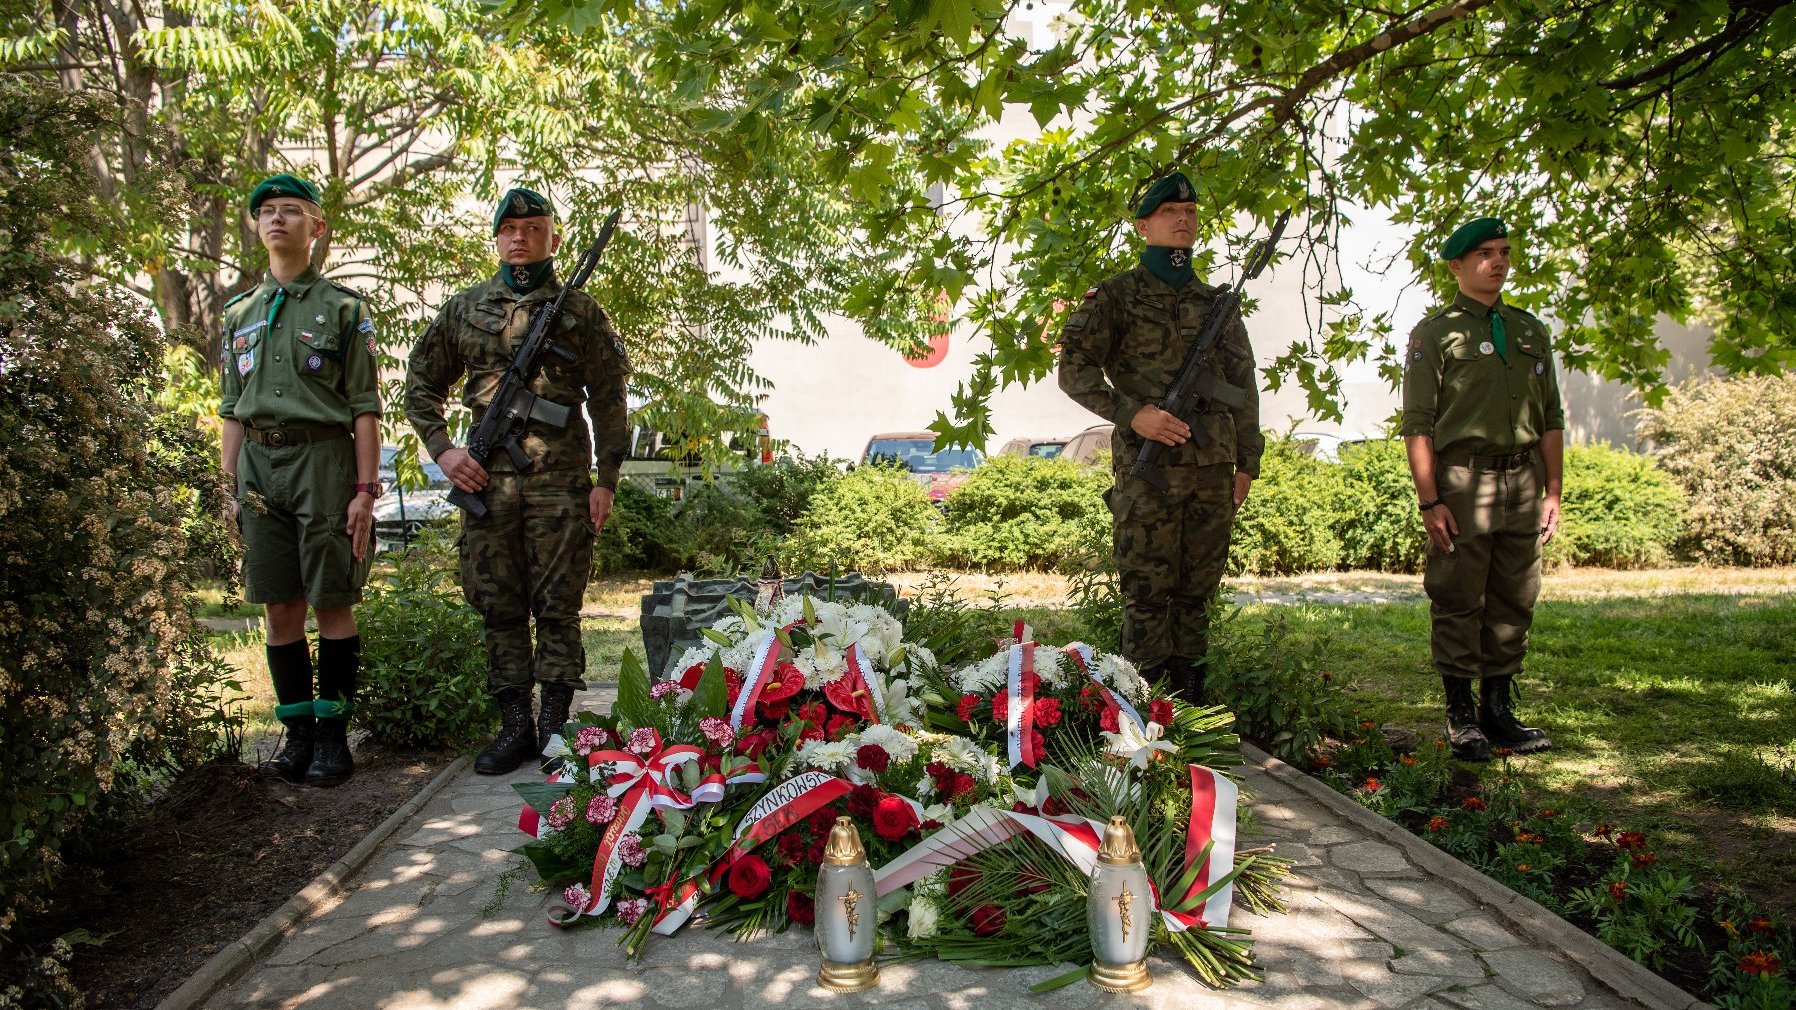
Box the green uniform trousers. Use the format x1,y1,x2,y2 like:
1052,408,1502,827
1424,456,1544,681
237,436,370,609
1111,461,1235,667
458,469,594,692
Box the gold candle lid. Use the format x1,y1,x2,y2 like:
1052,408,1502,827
823,816,867,865
1097,815,1141,865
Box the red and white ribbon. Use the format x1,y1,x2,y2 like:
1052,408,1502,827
1063,643,1147,734
842,642,885,722
1168,764,1239,929
729,628,787,730
1005,641,1043,769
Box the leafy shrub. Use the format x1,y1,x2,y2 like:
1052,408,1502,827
1207,603,1356,763
726,452,843,536
352,535,494,749
784,464,941,573
1336,438,1427,573
1637,375,1796,566
1550,442,1684,569
1,79,228,1001
1064,563,1125,655
1230,435,1354,575
596,480,682,574
934,455,1111,570
668,480,771,575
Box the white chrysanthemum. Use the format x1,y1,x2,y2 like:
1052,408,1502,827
1096,651,1148,702
857,723,919,764
721,639,759,673
1034,645,1067,688
951,654,1007,694
933,735,1001,784
671,645,715,674
907,894,941,939
914,774,935,799
901,643,939,676
797,738,853,771
795,643,849,685
713,614,747,640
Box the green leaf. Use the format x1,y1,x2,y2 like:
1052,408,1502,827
615,649,656,728
693,653,729,717
513,781,576,817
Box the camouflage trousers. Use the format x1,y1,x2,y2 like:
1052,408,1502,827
1110,461,1236,669
458,469,594,693
1424,456,1544,682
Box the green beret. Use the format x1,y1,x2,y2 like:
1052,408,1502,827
1440,217,1509,260
248,173,321,214
492,187,556,235
1134,171,1197,219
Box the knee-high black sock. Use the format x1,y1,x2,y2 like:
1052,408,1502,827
267,640,314,723
316,635,361,707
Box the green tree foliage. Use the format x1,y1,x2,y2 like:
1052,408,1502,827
1638,374,1796,566
935,454,1110,570
497,0,1795,445
0,77,233,999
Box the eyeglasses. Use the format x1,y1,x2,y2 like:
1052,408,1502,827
254,205,317,223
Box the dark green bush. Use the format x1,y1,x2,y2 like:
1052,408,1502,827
668,480,770,575
1637,375,1796,567
1208,604,1356,763
935,455,1112,570
352,535,494,749
784,464,941,573
596,480,682,574
1230,435,1354,575
1549,442,1684,569
726,452,843,536
1336,438,1427,573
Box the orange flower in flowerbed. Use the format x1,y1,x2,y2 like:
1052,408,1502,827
1515,863,1532,872
1593,823,1613,839
1747,915,1776,935
1495,747,1514,758
1427,815,1449,832
1313,754,1332,769
1462,796,1486,811
1362,777,1383,793
1630,851,1659,869
1400,755,1418,767
1738,950,1782,977
1615,831,1648,850
1607,881,1628,902
1537,809,1556,818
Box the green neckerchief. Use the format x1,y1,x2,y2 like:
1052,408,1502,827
1490,303,1508,360
1140,246,1195,289
501,258,556,295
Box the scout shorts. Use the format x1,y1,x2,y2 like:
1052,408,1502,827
236,436,372,609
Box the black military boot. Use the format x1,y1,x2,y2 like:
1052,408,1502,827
261,705,315,785
1480,676,1552,754
537,683,576,761
306,701,356,787
1443,676,1492,762
1178,657,1209,707
476,687,537,775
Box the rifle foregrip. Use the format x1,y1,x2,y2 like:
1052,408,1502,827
448,486,489,518
1130,442,1172,493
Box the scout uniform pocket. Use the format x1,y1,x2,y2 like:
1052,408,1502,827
295,328,343,385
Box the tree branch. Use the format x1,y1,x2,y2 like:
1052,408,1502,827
1600,0,1791,91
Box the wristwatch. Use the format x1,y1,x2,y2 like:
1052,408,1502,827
1418,497,1442,513
353,481,384,499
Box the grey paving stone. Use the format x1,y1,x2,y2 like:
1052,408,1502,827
1441,914,1523,951
396,813,489,849
1286,865,1362,892
1346,970,1448,1008
453,791,528,815
1308,825,1359,846
1434,983,1542,1010
1363,879,1472,923
1315,891,1465,951
634,953,733,1007
1475,950,1584,1007
1387,949,1485,980
1270,841,1323,866
1331,841,1416,876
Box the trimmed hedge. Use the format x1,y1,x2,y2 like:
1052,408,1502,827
783,464,942,573
1230,436,1354,575
934,455,1111,570
1550,442,1685,569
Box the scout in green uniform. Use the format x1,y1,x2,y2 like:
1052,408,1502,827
1058,171,1264,702
219,173,383,787
403,188,631,775
1401,217,1564,762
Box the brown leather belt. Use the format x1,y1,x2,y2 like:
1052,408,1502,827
1437,446,1536,471
243,424,348,448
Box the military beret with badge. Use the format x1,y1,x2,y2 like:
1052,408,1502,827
1440,216,1508,260
248,173,322,215
492,187,556,235
1134,170,1197,219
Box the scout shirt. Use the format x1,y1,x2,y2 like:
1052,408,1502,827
1058,266,1265,481
219,268,381,430
1400,292,1566,457
403,270,632,489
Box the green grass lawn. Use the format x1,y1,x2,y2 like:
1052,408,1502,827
1224,592,1796,915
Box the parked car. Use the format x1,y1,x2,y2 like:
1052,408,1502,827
373,488,456,553
1059,424,1116,467
860,431,985,502
997,436,1067,459
377,444,450,489
619,411,774,502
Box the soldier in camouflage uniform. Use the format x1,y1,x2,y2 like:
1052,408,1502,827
219,173,383,788
404,188,631,774
1402,216,1564,762
1058,171,1264,703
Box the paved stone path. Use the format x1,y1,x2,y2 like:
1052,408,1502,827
206,687,1663,1010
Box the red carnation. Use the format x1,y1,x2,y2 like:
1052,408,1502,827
786,891,815,925
948,864,980,898
846,784,880,819
728,854,773,900
775,832,808,866
872,795,918,841
1033,696,1063,727
1098,706,1120,733
827,714,858,740
970,904,1007,936
1029,728,1046,758
950,773,977,800
808,805,840,836
759,696,792,721
806,839,826,865
957,693,981,722
991,693,1008,721
798,701,828,728
856,743,891,772
1149,699,1175,726
925,761,952,780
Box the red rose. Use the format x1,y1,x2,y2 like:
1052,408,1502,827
846,784,880,819
1033,696,1062,727
948,864,980,898
1149,699,1175,726
798,701,828,728
728,853,773,900
991,693,1008,721
775,832,808,866
786,891,815,925
970,904,1007,936
957,693,981,722
856,743,891,772
1099,706,1120,733
826,714,857,740
759,696,792,721
872,795,918,841
950,773,977,800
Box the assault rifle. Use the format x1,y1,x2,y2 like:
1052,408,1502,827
1129,211,1289,494
449,209,622,518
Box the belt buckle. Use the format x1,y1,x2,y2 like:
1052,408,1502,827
267,430,287,448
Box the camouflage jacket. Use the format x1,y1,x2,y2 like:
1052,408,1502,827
1057,266,1264,480
1400,292,1566,456
403,270,631,488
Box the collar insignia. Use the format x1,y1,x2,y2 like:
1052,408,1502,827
1170,249,1188,268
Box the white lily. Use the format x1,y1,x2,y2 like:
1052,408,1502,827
1102,719,1178,769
